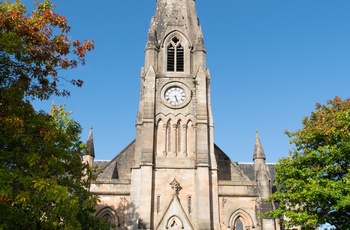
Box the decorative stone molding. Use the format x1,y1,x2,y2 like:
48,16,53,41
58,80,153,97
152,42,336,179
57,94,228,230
170,178,182,195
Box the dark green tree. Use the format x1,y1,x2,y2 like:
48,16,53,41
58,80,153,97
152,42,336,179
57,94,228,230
0,94,107,229
268,96,350,229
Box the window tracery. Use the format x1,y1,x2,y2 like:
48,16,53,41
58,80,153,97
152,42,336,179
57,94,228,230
167,36,184,72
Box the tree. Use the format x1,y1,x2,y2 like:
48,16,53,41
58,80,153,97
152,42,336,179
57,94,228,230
0,96,107,229
267,96,350,229
0,0,94,100
0,1,107,229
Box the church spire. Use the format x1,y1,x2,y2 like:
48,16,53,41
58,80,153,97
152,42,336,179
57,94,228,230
150,0,202,44
144,0,206,75
253,130,266,160
132,1,217,228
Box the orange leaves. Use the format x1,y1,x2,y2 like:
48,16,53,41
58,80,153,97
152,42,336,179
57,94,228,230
51,34,70,55
0,2,102,227
74,39,95,59
38,9,70,33
0,195,9,202
0,1,94,100
291,96,350,148
9,8,22,21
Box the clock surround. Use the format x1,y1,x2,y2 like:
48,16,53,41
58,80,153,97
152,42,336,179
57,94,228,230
160,82,191,109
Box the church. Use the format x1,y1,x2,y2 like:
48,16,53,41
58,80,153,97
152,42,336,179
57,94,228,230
83,0,280,229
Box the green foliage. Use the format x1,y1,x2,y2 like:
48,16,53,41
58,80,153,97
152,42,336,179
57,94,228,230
0,91,107,229
0,1,107,229
268,96,350,229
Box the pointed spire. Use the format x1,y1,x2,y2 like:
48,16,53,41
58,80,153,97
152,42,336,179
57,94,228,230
253,130,266,160
86,126,95,158
152,0,201,45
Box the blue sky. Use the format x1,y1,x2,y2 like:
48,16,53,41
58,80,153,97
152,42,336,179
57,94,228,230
28,0,350,163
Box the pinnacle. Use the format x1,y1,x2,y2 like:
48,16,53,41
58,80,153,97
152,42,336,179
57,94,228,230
253,130,266,160
86,126,95,157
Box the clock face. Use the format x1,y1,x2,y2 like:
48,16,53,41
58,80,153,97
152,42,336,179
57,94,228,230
164,86,186,106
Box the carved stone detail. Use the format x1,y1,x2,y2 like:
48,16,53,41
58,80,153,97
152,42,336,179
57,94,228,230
170,178,182,195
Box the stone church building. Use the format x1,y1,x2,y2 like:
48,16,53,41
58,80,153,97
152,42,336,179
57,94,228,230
83,0,280,229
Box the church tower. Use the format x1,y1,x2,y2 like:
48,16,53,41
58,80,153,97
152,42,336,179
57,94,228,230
131,0,219,229
90,1,281,230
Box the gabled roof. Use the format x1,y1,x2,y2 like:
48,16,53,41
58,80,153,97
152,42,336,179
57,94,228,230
94,140,135,180
214,144,252,182
93,141,277,187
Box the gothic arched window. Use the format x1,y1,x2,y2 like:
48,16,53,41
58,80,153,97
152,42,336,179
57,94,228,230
95,207,118,228
229,209,253,230
103,213,113,224
167,216,183,230
167,37,184,72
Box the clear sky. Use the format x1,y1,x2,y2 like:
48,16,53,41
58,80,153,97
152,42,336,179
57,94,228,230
28,0,350,163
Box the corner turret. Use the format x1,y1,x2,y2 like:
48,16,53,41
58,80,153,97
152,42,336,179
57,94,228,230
253,131,280,229
253,130,270,197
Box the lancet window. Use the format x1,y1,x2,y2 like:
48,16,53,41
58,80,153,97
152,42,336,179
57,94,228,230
157,195,161,213
167,37,184,72
235,218,244,230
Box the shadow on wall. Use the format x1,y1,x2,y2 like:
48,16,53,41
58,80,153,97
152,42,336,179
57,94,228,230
95,198,146,229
